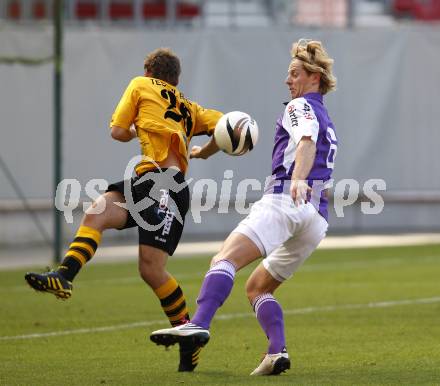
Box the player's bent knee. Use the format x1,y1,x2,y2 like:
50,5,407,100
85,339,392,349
82,209,116,231
82,211,107,232
83,192,127,231
83,195,111,224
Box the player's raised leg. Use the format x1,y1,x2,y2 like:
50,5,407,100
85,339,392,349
24,191,127,299
150,232,261,369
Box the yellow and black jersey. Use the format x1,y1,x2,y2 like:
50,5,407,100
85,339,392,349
110,76,223,175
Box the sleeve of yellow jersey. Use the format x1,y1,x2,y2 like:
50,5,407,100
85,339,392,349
110,78,140,130
192,103,223,137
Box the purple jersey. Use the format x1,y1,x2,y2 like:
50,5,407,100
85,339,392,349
267,92,337,221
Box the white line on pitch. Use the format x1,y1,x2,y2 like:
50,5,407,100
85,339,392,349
1,296,439,341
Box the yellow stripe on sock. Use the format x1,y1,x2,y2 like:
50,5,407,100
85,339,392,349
76,226,102,244
65,250,87,266
168,308,189,323
162,297,185,312
154,277,179,299
69,242,95,257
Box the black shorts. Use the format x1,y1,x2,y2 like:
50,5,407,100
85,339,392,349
107,168,190,256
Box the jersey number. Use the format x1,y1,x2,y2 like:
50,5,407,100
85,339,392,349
161,89,193,137
326,126,338,169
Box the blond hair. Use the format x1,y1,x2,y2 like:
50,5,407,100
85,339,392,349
291,39,336,95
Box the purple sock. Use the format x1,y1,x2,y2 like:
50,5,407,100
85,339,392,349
253,294,286,354
191,260,236,329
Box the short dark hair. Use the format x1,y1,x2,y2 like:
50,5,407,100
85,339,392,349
144,48,181,86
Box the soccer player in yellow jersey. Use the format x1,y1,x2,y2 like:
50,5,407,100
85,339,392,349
25,48,223,372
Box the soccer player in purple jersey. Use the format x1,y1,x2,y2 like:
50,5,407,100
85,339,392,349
150,39,338,375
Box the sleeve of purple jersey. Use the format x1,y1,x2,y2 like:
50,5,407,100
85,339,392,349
281,98,319,144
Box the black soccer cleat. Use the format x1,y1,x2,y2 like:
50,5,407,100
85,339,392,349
272,355,291,375
25,270,73,300
178,338,204,372
150,322,210,372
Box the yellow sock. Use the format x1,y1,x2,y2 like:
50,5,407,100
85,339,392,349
154,276,190,326
57,225,102,281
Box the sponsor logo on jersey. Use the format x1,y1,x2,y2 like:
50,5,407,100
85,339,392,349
288,105,298,127
303,103,313,120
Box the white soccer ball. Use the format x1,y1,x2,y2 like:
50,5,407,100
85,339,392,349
214,111,259,156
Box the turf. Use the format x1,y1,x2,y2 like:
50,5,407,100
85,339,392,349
1,244,440,385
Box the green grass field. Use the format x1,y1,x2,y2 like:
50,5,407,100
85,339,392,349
1,245,440,386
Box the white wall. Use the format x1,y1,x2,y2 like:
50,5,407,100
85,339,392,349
1,25,440,245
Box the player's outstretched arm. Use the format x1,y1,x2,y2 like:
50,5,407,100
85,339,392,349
290,137,316,205
190,136,220,160
110,125,137,142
